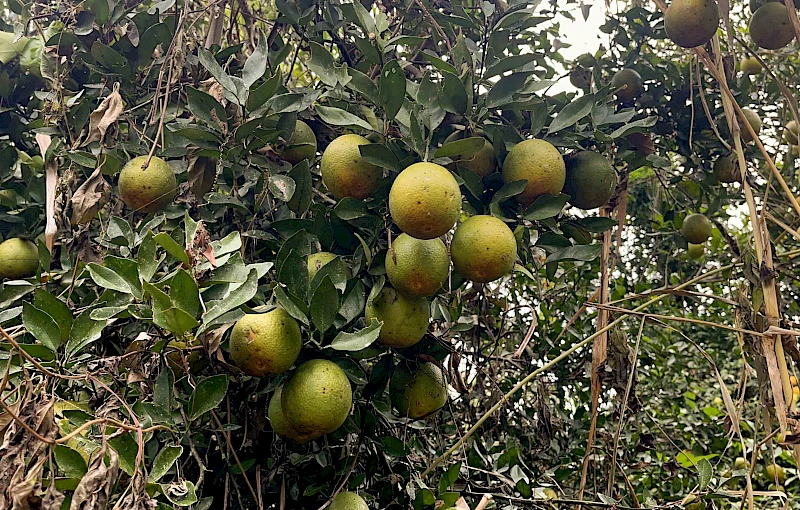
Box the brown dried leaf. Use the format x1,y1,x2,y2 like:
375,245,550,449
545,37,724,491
35,133,58,252
200,77,225,105
83,84,125,146
71,167,111,225
188,156,218,198
70,443,119,510
41,483,65,510
112,471,157,510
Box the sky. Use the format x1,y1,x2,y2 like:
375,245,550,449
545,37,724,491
551,2,607,94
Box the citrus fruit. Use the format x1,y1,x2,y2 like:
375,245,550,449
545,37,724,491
739,108,762,143
389,162,461,239
329,492,369,510
764,463,786,483
118,155,177,213
229,308,302,377
542,488,558,500
365,287,429,348
563,151,617,210
713,153,739,183
740,56,762,75
0,237,39,279
502,139,566,206
665,0,720,48
783,120,798,145
570,66,592,91
390,362,448,419
610,69,643,102
681,213,713,244
320,134,381,199
268,387,317,444
687,243,705,260
308,252,338,281
456,138,496,177
281,120,317,165
750,3,794,50
165,340,203,375
385,234,449,297
282,359,353,435
451,215,517,283
734,457,747,470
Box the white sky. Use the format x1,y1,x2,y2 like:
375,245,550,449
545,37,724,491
552,2,608,93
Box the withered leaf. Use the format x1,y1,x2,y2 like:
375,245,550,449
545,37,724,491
188,156,217,198
71,167,111,225
36,133,58,252
83,84,125,146
70,444,119,510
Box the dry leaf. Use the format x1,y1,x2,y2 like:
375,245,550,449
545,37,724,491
70,443,119,510
71,167,111,225
83,83,125,146
200,77,225,104
41,483,65,510
188,156,217,198
35,133,58,252
112,471,156,510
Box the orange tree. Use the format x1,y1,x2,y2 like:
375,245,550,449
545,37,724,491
0,0,799,508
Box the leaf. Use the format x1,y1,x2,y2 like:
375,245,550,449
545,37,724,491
346,67,379,105
310,276,339,333
202,269,258,328
65,310,107,358
188,156,218,197
307,41,350,88
274,285,309,325
269,174,296,202
170,269,200,317
162,480,198,506
190,375,228,420
330,319,382,351
71,167,111,225
138,232,160,282
575,217,618,233
154,232,190,266
609,116,659,139
359,144,402,172
379,60,405,120
438,461,462,495
247,69,282,111
91,42,130,77
242,31,268,89
33,289,72,342
315,105,372,130
439,72,467,114
198,47,241,104
86,263,132,294
83,84,124,146
485,54,537,79
54,444,88,479
523,193,569,220
149,445,183,482
485,72,533,108
548,93,595,133
491,179,528,204
186,87,227,129
434,137,486,158
544,244,602,264
22,302,61,352
697,458,712,490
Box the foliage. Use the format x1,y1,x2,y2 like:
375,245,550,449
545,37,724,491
0,0,799,509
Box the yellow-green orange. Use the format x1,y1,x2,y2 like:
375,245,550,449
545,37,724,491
451,215,517,283
764,463,786,483
713,153,739,183
308,252,338,281
320,134,380,199
734,457,747,470
739,108,762,143
456,139,496,177
687,243,705,260
664,0,720,48
118,156,177,213
389,162,461,239
390,362,448,419
750,3,794,50
502,139,566,206
0,238,39,280
329,492,369,510
783,120,798,145
229,308,301,377
681,213,713,244
282,359,353,435
281,120,317,165
563,151,617,210
268,387,317,444
740,56,762,75
610,69,643,102
165,340,203,375
365,287,429,348
385,234,449,297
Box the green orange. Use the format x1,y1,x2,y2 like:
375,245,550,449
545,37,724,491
451,215,517,283
320,134,381,199
385,234,449,297
502,139,566,206
229,308,302,377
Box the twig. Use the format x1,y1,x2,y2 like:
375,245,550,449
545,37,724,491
413,0,453,53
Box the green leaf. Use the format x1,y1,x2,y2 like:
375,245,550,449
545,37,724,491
269,174,296,202
574,217,618,233
544,244,602,264
379,60,405,120
202,269,259,328
315,105,372,130
609,116,658,139
149,445,184,482
274,285,309,325
138,231,160,282
109,432,139,476
170,269,201,317
198,47,242,104
33,289,72,342
435,137,486,158
307,41,351,88
359,144,402,172
485,54,537,79
697,458,712,490
154,368,174,410
346,67,380,105
90,41,130,77
154,232,190,266
186,87,227,129
104,256,144,299
330,319,382,351
381,436,410,457
523,193,569,220
86,263,132,294
310,276,339,333
22,302,62,352
438,461,462,495
247,69,282,111
491,179,528,204
155,307,200,336
54,444,88,479
0,306,22,324
65,310,107,358
190,375,228,420
162,481,198,506
548,93,595,133
242,31,268,89
439,72,468,114
486,72,533,108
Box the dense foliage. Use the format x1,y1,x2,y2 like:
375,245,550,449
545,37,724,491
1,0,799,509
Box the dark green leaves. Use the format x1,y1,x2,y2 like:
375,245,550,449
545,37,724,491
544,244,602,264
315,105,372,130
439,72,468,114
149,445,184,482
524,193,569,220
189,375,228,420
307,42,351,88
330,319,382,351
548,93,595,133
310,276,338,333
22,302,61,352
380,60,405,120
435,137,486,158
54,444,88,479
